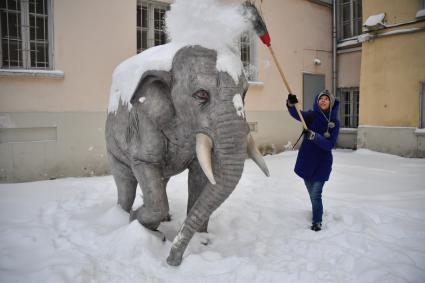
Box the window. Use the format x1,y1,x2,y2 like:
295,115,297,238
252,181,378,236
240,31,257,81
0,0,51,69
338,87,359,128
338,0,362,40
137,1,168,53
248,122,257,132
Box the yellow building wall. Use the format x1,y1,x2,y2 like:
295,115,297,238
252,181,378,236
338,50,361,88
359,0,425,127
364,0,422,25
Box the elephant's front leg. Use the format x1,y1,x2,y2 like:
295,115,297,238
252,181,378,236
188,159,209,233
131,161,169,230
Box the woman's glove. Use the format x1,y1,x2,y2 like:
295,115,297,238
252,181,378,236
287,93,298,107
304,129,316,140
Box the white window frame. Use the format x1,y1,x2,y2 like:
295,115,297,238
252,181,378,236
137,0,169,53
338,87,359,128
239,31,258,82
337,0,362,41
0,0,53,70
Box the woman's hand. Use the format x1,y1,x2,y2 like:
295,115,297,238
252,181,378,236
287,93,298,107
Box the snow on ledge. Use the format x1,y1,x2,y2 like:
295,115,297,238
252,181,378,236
416,9,425,19
0,69,64,78
359,125,417,130
340,128,358,133
363,13,386,30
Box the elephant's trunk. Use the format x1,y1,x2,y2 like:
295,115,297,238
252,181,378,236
166,109,248,266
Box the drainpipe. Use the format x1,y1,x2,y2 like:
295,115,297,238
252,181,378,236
332,0,337,96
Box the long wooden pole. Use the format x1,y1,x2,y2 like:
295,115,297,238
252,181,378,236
268,46,308,130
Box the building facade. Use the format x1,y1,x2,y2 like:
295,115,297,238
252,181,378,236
357,0,425,157
0,0,333,182
335,0,425,157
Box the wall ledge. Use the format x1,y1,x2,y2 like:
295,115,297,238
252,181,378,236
415,128,425,136
340,128,358,134
248,80,264,86
0,69,65,79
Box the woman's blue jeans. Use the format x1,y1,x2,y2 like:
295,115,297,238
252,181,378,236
304,180,325,224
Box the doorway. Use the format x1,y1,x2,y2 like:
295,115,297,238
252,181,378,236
303,73,325,110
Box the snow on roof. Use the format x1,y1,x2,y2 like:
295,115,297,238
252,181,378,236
108,0,252,113
416,9,425,19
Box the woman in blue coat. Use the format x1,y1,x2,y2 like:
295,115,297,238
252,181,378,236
286,90,340,231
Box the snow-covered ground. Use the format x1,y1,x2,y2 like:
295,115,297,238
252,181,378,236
0,149,424,283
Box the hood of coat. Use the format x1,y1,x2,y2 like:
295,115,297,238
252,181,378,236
313,92,340,121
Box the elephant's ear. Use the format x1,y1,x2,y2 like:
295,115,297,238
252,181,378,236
130,70,175,129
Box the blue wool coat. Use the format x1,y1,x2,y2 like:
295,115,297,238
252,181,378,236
287,95,340,181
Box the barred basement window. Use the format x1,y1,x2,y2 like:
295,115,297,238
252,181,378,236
338,87,359,128
137,0,169,53
0,0,52,69
337,0,362,40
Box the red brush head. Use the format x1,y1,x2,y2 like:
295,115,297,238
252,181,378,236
243,1,271,47
260,32,271,47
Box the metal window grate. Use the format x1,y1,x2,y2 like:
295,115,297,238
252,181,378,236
239,31,257,81
153,7,166,46
0,0,50,69
1,0,23,68
338,87,359,128
29,0,49,68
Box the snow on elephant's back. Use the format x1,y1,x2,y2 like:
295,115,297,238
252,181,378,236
107,0,253,114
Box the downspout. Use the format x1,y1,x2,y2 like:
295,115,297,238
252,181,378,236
332,0,337,95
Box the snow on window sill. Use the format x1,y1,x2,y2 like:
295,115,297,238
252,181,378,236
415,128,425,135
340,128,358,134
248,80,264,86
0,69,65,79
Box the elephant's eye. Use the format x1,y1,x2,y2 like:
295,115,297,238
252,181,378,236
193,90,210,105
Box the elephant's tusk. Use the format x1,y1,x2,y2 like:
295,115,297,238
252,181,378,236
247,134,270,177
196,133,217,185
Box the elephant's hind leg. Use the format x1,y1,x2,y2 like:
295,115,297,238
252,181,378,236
114,175,137,213
109,153,137,213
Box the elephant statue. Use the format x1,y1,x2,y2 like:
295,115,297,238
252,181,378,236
105,45,269,266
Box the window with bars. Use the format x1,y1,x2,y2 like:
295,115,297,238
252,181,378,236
137,1,168,53
338,87,359,128
0,0,51,69
240,31,257,81
338,0,362,40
